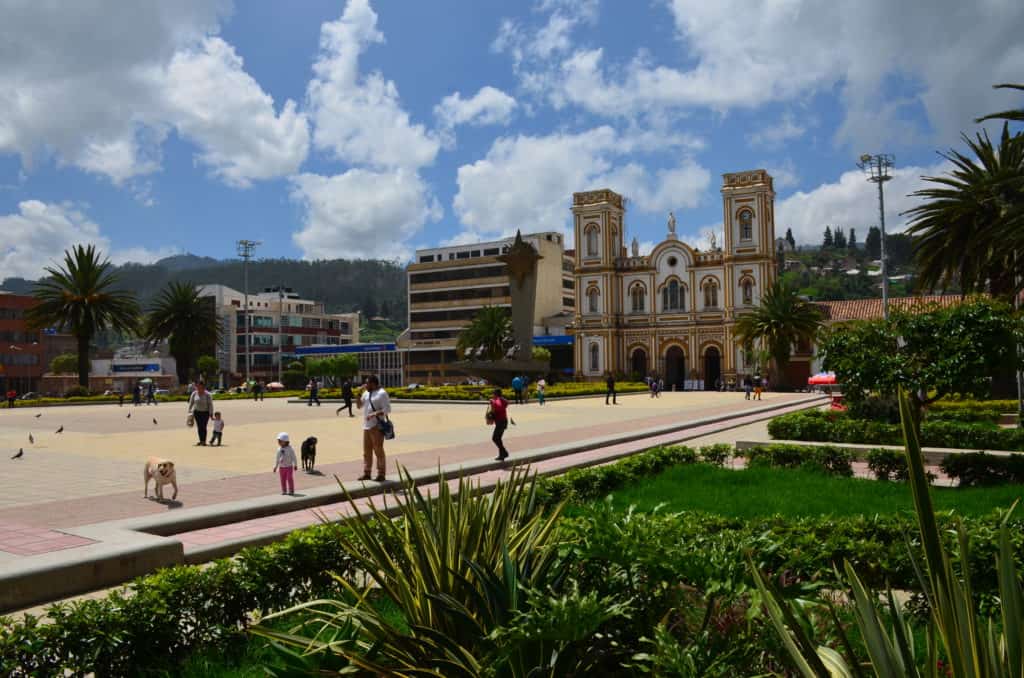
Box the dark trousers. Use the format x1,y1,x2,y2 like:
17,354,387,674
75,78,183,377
6,397,14,408
492,419,509,458
309,392,320,406
194,411,211,444
211,431,223,446
337,397,353,416
606,388,616,404
513,388,523,405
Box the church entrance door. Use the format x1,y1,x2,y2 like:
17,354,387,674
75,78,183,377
704,346,721,390
665,346,685,390
631,348,648,379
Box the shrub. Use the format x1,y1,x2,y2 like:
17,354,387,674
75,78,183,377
939,451,1024,487
847,395,901,423
739,444,854,477
866,448,908,481
62,385,90,398
699,444,733,466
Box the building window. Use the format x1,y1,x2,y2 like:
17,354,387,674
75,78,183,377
589,343,599,372
704,280,719,308
741,279,754,305
739,210,753,241
661,279,684,311
586,287,600,314
630,283,646,313
585,224,600,257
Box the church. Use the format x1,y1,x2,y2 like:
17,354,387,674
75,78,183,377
568,169,777,389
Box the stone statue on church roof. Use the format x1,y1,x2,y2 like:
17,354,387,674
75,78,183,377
631,236,639,257
667,211,676,234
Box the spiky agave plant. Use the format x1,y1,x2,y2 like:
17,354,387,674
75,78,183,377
751,389,1024,677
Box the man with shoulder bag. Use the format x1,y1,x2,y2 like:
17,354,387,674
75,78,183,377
359,375,391,482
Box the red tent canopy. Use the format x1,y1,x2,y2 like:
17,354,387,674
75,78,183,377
807,372,837,385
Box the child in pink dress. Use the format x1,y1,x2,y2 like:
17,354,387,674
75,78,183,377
273,432,297,495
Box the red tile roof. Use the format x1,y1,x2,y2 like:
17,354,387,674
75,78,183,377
815,295,965,321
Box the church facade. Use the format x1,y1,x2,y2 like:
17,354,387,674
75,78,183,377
568,170,777,388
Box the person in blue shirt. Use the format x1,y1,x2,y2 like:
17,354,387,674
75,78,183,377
511,375,524,405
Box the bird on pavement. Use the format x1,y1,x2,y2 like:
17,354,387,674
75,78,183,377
152,418,158,425
127,412,131,419
55,426,63,434
11,448,23,460
28,434,34,444
34,413,42,418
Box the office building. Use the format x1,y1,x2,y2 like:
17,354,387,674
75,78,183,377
0,292,75,394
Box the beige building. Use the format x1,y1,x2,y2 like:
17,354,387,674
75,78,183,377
402,233,575,384
198,284,359,381
569,170,778,388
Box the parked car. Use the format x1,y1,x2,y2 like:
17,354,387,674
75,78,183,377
154,389,170,396
17,392,40,400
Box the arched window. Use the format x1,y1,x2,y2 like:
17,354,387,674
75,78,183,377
661,279,683,311
587,287,600,313
585,225,600,257
703,280,719,308
741,279,754,305
739,210,753,241
630,283,646,313
589,343,600,371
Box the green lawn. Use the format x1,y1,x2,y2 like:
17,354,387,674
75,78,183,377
593,463,1024,519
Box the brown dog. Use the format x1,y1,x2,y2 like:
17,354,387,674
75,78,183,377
144,457,178,501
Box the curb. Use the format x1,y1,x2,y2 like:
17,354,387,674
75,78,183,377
738,439,1019,465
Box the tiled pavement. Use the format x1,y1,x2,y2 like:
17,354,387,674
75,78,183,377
0,524,96,557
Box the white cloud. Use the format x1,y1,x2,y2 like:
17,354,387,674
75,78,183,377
290,170,442,261
775,162,950,246
452,126,711,242
492,0,598,66
0,1,309,186
435,87,518,129
306,0,439,171
0,200,175,279
506,0,1024,148
763,159,800,190
747,114,807,150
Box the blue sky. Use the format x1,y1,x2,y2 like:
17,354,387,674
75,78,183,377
1,0,1022,279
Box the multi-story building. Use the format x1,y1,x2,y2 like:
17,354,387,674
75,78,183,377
198,285,359,382
569,170,778,388
0,292,75,394
403,232,576,384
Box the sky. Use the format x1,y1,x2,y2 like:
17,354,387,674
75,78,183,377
1,0,1023,279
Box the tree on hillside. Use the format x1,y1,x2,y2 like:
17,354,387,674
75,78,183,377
822,226,833,248
885,233,915,267
865,226,881,259
49,353,79,375
734,280,823,390
785,228,796,249
848,228,857,250
905,123,1024,297
834,229,847,249
27,245,141,387
362,296,379,318
819,298,1024,416
143,281,220,385
456,306,512,361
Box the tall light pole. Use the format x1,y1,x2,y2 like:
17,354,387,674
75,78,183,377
857,153,894,319
236,239,261,385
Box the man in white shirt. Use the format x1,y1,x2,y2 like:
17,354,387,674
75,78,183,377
359,375,390,481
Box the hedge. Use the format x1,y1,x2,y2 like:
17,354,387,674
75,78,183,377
738,443,854,477
940,451,1024,487
768,410,1024,451
389,381,649,401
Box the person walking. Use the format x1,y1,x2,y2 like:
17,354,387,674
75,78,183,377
511,375,524,405
336,378,355,417
753,374,763,401
145,381,157,405
132,383,142,406
743,375,752,400
605,373,617,405
359,375,390,481
210,411,225,446
536,378,546,406
253,380,263,402
5,389,16,408
308,379,321,407
272,432,297,495
488,388,510,461
187,381,214,446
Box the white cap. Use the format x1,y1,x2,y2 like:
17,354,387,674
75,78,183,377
277,432,290,442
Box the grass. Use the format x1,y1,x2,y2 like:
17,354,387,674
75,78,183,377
593,463,1024,519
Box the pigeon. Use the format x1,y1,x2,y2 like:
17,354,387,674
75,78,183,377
34,413,42,418
55,426,63,434
152,418,158,425
28,434,33,444
11,448,23,460
126,412,131,419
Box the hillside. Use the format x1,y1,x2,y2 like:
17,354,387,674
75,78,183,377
1,254,409,322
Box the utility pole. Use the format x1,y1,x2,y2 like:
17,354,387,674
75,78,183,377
236,240,261,385
857,154,894,319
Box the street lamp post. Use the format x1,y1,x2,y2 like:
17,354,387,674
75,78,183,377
236,240,261,385
857,153,894,319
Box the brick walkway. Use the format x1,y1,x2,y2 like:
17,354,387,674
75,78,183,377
0,524,96,557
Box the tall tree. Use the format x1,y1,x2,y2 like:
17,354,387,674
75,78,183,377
865,226,882,259
834,229,847,249
456,306,512,361
975,83,1024,123
905,123,1024,297
27,245,140,388
362,296,379,318
848,228,857,250
822,226,833,248
784,228,796,249
143,281,220,385
734,280,823,390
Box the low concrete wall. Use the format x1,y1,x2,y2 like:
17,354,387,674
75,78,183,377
736,439,1017,465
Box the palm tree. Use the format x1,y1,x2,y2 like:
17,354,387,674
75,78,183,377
26,245,141,388
144,281,220,384
734,279,823,390
456,306,512,360
904,123,1024,297
975,82,1024,123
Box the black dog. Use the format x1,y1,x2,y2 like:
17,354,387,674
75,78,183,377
301,436,318,473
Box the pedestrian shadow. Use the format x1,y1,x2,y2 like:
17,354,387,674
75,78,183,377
147,497,183,509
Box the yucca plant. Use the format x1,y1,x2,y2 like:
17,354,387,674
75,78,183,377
752,389,1024,676
251,467,625,676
